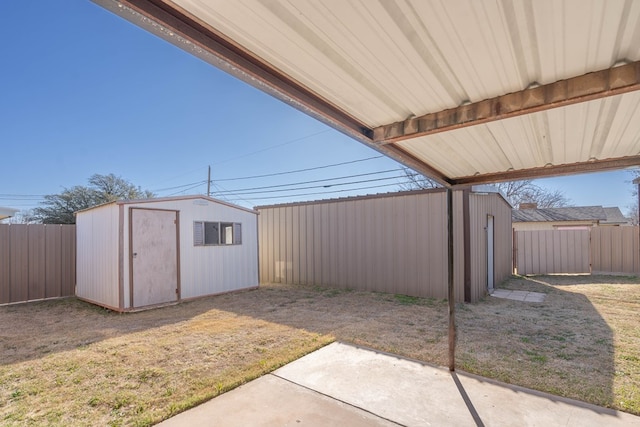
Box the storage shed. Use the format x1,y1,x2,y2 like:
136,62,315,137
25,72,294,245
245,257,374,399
76,196,258,311
256,188,511,303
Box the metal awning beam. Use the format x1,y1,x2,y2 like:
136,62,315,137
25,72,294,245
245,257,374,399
96,0,372,142
374,61,640,145
452,155,640,186
95,1,640,189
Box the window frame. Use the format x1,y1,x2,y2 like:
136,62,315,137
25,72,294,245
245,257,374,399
194,221,242,246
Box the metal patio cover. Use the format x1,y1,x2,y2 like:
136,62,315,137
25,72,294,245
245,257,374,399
97,0,640,187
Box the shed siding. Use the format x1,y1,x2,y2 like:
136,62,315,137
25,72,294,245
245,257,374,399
120,199,258,305
76,204,120,309
76,196,258,311
258,191,471,302
469,193,513,301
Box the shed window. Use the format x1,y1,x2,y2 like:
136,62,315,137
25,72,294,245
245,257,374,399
194,221,242,246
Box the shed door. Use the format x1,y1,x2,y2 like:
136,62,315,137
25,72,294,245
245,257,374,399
487,215,495,292
131,208,179,308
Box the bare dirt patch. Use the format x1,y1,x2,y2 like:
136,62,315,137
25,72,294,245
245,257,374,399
0,275,638,425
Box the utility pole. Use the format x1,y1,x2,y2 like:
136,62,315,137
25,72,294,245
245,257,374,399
207,165,211,197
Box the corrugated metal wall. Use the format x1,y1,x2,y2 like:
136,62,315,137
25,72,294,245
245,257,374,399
258,190,510,302
514,229,591,275
76,204,121,309
0,224,75,305
591,226,640,274
469,193,513,302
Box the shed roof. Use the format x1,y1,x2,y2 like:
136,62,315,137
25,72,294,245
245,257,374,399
254,188,445,209
255,186,510,210
75,195,257,215
96,0,640,187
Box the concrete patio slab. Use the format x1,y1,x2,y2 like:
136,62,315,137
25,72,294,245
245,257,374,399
158,373,397,427
275,342,475,426
159,342,640,427
456,370,636,427
491,288,546,302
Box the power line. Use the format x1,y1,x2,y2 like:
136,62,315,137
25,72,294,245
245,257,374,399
151,180,207,193
210,129,331,166
166,181,206,196
147,129,333,188
2,154,397,202
214,174,406,196
213,169,403,194
147,165,209,187
0,194,46,199
214,155,384,181
211,182,254,206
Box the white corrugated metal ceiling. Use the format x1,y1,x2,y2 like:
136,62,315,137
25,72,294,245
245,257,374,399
96,0,640,186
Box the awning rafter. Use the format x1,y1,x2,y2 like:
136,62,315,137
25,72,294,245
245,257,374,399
374,61,640,145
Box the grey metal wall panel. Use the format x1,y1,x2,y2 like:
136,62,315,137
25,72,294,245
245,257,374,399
28,225,46,300
257,190,480,301
10,225,29,303
468,193,513,301
258,190,513,302
61,225,76,297
0,225,9,304
45,226,62,299
0,224,76,305
591,226,640,274
515,229,590,275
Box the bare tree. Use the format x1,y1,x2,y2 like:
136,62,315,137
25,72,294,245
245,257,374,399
626,203,639,225
398,169,442,191
625,168,640,222
32,174,154,224
6,209,39,224
399,168,570,208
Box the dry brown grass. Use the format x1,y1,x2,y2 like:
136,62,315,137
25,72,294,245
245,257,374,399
457,275,640,415
0,275,638,425
0,292,334,426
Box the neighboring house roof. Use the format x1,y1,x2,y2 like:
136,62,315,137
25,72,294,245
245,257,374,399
601,207,631,225
512,206,607,223
0,206,19,220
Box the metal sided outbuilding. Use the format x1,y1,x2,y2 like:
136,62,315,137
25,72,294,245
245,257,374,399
256,188,511,303
76,195,258,311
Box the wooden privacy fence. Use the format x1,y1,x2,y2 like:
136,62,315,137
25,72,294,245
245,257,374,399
514,227,640,275
0,224,76,304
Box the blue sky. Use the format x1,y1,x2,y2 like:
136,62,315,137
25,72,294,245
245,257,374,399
1,1,638,214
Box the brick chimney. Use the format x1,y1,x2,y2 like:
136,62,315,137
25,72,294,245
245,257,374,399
519,203,538,210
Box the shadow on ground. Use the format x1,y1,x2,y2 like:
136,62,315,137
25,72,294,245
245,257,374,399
1,274,637,416
0,296,222,365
